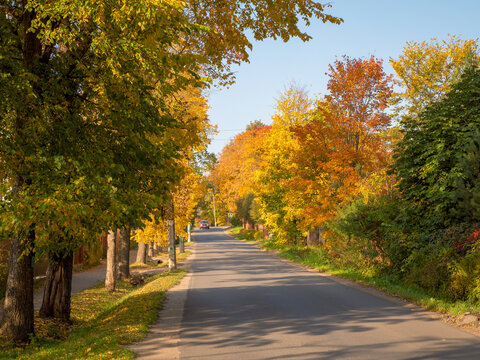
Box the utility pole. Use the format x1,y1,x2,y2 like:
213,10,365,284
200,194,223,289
168,202,177,270
187,223,191,242
212,190,217,227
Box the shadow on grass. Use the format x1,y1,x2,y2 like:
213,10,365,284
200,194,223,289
0,270,186,360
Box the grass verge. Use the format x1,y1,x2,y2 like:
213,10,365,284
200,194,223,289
227,227,261,243
229,230,480,318
0,269,187,359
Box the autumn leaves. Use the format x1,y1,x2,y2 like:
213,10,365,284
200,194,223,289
212,36,480,257
212,55,393,240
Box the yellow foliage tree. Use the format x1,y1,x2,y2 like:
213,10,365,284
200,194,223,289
254,87,314,242
390,35,479,118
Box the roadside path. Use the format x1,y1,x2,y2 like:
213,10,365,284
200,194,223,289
133,228,480,360
0,249,137,318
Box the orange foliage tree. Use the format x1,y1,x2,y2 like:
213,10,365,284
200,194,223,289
288,56,393,230
210,123,272,224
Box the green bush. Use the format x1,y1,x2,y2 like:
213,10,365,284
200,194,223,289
449,248,480,301
254,230,265,240
240,229,256,240
230,215,242,227
403,243,453,294
328,194,410,275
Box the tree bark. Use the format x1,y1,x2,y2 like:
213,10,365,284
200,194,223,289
0,5,42,343
136,240,147,264
117,228,130,279
147,241,154,259
306,228,318,247
179,237,185,254
39,251,73,321
0,224,35,343
105,230,117,292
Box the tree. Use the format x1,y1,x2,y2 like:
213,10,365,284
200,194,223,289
117,228,130,279
273,85,313,127
0,0,341,342
136,238,147,264
254,87,314,243
393,65,480,230
236,193,255,228
287,56,393,229
246,120,266,132
391,35,479,118
105,231,117,292
211,124,272,224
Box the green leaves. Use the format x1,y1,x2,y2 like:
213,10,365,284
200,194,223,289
394,66,480,229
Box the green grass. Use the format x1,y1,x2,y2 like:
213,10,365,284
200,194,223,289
130,246,192,272
231,233,480,317
0,270,187,359
227,227,260,242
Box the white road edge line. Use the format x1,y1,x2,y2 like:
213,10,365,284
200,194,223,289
128,242,196,360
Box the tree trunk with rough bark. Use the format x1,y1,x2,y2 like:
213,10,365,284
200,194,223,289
179,237,185,254
105,230,117,292
147,241,154,259
0,224,35,343
1,6,42,343
117,228,130,279
136,240,147,264
39,251,73,321
306,228,318,247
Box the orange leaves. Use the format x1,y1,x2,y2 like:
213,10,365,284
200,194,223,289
210,122,272,216
287,56,394,228
326,55,393,136
211,56,394,241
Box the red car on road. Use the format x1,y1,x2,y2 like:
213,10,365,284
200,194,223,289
199,220,210,229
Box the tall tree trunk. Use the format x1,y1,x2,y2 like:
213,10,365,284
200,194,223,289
147,241,154,259
0,6,42,343
117,228,130,279
105,230,117,292
0,221,35,342
179,237,185,254
136,240,146,264
39,251,73,321
306,228,318,247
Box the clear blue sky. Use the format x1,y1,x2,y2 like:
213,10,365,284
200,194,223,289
207,0,480,154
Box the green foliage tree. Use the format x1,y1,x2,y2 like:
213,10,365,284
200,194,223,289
236,193,255,228
0,0,341,342
393,65,480,230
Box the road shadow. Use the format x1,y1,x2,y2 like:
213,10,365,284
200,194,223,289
171,231,480,359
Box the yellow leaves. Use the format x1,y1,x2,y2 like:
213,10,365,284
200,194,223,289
272,86,314,127
391,35,479,117
134,165,203,244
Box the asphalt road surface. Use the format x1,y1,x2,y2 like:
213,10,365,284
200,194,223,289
158,228,480,359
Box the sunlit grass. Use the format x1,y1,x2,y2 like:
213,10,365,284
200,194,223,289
227,227,259,242
0,270,187,359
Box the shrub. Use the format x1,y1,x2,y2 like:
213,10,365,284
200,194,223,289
449,249,480,301
254,230,265,240
327,194,410,275
403,243,453,294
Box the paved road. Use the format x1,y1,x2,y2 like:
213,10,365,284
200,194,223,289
173,228,480,360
